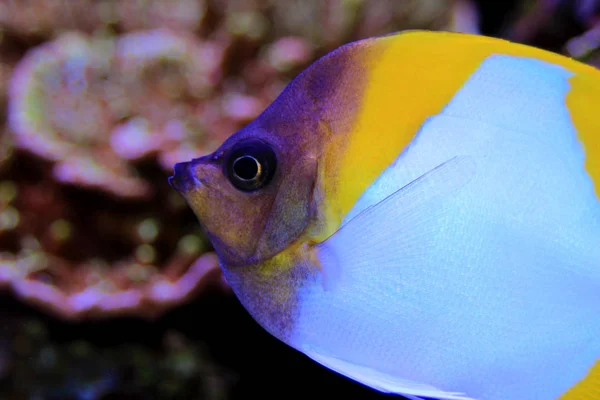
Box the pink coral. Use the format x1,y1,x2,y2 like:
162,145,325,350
7,29,234,198
3,29,236,320
0,167,226,320
8,32,151,199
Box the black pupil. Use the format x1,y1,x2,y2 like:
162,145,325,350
224,140,277,192
233,156,259,181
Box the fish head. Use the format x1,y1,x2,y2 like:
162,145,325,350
169,118,322,267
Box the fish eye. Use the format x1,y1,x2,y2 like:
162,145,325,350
225,140,277,191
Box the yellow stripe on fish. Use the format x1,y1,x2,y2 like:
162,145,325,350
567,72,600,202
561,360,600,400
561,68,600,400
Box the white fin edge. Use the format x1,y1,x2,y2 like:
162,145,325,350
304,349,477,400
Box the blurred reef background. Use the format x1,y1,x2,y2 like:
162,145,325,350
0,1,598,399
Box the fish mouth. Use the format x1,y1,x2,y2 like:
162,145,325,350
168,161,197,193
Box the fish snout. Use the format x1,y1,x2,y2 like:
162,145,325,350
169,161,197,193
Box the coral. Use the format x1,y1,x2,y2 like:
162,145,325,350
8,32,150,198
3,28,237,321
0,0,117,37
116,0,208,33
0,154,227,320
0,0,208,38
111,29,232,172
7,28,233,198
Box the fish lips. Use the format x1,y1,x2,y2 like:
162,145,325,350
169,160,205,194
169,155,219,193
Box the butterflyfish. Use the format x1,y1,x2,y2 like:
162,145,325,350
169,31,600,400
